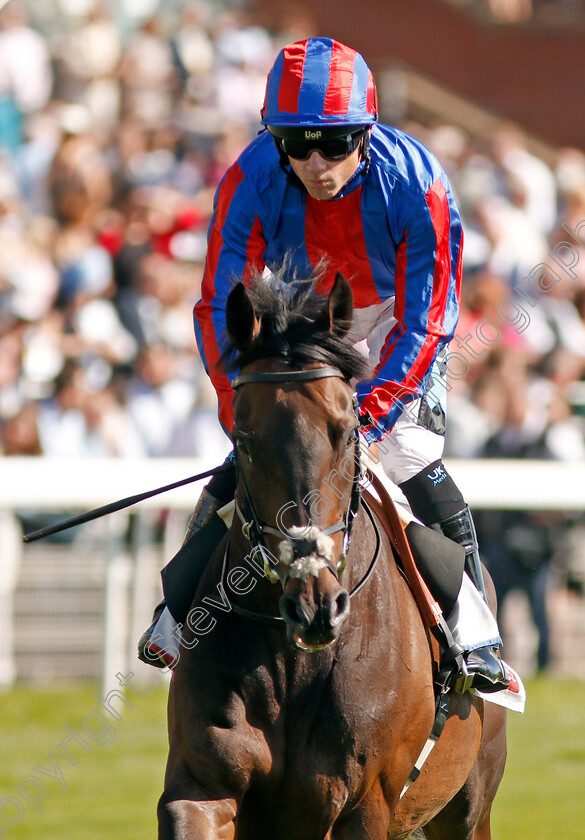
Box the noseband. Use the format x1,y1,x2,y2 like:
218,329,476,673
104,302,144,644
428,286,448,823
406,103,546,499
220,365,381,627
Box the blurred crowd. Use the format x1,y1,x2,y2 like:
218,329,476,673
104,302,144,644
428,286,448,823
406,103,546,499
0,0,283,463
2,1,585,667
446,0,585,25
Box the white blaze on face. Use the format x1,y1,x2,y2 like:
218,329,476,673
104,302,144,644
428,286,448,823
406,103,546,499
278,525,335,581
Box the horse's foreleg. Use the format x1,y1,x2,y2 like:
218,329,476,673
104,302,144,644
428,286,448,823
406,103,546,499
330,789,391,840
469,808,493,840
157,793,238,840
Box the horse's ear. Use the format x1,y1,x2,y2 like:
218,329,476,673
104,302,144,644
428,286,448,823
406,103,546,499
324,273,353,336
226,282,260,350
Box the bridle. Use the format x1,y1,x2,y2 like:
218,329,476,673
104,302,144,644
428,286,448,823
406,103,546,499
233,366,361,580
221,365,381,625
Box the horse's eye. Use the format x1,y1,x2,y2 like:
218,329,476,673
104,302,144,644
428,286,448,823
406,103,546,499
346,429,359,448
236,437,252,462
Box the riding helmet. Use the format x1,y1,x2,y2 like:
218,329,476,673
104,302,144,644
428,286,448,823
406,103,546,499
261,37,378,136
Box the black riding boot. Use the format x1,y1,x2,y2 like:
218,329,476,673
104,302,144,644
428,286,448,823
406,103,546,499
138,454,238,668
183,488,225,545
434,505,510,694
399,462,510,694
137,488,224,668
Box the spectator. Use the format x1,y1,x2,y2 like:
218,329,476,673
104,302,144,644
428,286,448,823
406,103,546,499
1,402,43,455
473,352,579,672
36,361,108,457
0,326,25,420
126,343,197,457
0,1,53,155
51,3,122,133
171,0,215,103
47,103,113,226
119,14,179,128
490,122,557,236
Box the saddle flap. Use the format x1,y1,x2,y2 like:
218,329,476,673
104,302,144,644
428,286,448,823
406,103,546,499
161,516,228,624
404,521,465,617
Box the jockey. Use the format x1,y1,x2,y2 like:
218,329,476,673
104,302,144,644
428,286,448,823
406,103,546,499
139,37,510,695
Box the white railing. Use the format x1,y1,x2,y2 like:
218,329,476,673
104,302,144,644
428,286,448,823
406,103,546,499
1,456,583,511
1,457,583,692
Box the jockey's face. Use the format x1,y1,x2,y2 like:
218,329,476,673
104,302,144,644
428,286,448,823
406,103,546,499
288,146,362,201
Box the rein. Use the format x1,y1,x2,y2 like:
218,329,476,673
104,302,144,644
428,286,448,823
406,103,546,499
21,462,234,544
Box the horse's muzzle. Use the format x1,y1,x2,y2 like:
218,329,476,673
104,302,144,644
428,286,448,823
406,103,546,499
279,586,350,651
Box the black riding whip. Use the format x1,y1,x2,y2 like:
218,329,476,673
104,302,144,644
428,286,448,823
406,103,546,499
22,463,231,544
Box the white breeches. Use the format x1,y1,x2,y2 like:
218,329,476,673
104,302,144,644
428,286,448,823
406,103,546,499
350,298,449,486
375,400,445,484
448,574,502,651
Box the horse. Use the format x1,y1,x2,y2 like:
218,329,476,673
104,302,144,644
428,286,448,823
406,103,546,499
158,270,507,840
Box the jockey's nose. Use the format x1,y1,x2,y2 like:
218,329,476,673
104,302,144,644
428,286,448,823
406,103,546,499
305,149,328,170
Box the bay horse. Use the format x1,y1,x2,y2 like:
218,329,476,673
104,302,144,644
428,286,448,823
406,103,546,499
158,271,506,840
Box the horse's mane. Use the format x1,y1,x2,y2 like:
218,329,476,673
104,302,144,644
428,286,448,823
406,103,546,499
222,264,370,382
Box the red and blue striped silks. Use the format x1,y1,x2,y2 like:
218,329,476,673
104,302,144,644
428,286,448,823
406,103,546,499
194,124,463,439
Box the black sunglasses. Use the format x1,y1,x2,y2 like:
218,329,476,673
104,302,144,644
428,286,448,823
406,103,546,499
274,128,368,162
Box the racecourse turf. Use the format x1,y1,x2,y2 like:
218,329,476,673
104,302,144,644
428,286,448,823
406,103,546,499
0,676,583,839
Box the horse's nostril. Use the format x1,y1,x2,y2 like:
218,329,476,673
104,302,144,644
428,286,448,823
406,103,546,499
280,593,311,628
329,589,350,626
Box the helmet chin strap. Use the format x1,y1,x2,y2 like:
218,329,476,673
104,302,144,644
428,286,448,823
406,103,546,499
360,130,372,172
335,136,371,196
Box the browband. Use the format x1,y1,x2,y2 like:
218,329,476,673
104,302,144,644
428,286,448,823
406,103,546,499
232,366,345,388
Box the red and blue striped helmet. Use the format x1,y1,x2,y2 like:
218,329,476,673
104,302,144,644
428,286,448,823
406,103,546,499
261,38,378,129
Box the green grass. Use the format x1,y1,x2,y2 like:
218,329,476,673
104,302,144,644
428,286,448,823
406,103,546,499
492,676,585,840
0,676,583,838
0,682,168,839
